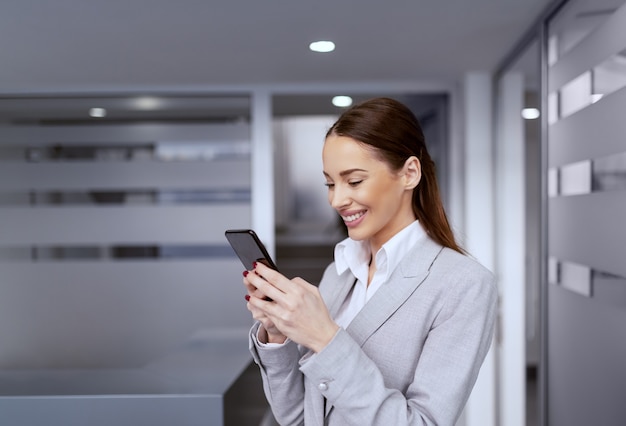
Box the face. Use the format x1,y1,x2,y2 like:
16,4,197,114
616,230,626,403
322,135,420,251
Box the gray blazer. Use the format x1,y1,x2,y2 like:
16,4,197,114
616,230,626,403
249,236,497,426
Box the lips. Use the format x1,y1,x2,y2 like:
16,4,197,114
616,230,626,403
341,210,366,223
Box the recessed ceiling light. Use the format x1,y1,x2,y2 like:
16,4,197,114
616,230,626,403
309,40,335,53
133,96,162,110
521,108,540,120
332,96,353,108
89,107,107,118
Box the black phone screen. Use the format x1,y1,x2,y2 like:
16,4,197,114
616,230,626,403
225,229,278,271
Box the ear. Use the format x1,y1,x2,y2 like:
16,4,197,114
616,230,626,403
402,156,421,190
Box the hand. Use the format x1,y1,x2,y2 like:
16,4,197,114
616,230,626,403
245,263,339,353
243,270,286,343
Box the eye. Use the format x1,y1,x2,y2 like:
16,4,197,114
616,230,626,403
348,180,363,187
324,182,335,188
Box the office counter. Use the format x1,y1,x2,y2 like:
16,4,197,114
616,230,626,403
0,328,267,426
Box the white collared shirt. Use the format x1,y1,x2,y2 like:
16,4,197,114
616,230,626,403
333,220,426,329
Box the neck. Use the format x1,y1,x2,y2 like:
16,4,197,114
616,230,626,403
368,216,416,256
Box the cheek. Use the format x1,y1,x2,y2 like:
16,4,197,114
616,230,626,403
372,179,403,205
368,181,389,201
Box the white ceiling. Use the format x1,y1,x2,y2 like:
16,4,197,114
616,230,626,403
0,0,554,94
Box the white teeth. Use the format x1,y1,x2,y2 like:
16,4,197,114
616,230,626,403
342,212,364,222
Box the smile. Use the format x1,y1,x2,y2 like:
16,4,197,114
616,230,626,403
342,211,365,223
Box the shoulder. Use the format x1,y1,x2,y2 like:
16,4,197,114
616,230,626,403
401,236,494,288
432,248,494,283
429,247,498,315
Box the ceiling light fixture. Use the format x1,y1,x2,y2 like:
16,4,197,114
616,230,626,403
309,40,335,53
332,96,353,108
521,108,540,120
133,96,162,110
89,107,107,118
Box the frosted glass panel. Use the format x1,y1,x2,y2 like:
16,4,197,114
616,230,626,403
593,151,626,191
0,205,251,245
0,122,250,145
548,0,626,91
0,98,256,374
560,71,592,118
0,260,249,369
549,191,626,281
560,261,592,296
560,160,591,195
548,168,560,197
548,86,626,168
0,160,251,191
547,3,626,426
548,91,559,125
592,49,626,98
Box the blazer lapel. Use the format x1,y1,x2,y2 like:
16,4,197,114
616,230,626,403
346,237,444,347
322,268,358,318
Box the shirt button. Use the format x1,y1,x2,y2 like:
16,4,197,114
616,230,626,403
318,382,328,391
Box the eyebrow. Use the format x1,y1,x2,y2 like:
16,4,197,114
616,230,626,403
323,168,367,178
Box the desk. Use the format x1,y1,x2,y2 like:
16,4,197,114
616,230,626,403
0,328,266,426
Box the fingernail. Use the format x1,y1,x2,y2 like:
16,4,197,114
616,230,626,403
244,294,250,301
253,261,257,268
243,270,249,277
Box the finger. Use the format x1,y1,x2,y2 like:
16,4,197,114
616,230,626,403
244,284,270,303
247,292,282,318
247,268,285,301
253,262,291,293
243,270,272,299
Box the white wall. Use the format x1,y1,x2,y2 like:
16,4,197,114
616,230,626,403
461,72,497,426
495,71,527,426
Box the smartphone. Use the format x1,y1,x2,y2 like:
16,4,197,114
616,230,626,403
225,229,278,271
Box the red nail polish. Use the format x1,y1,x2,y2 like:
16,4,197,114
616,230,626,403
253,261,257,268
244,294,250,301
243,270,249,277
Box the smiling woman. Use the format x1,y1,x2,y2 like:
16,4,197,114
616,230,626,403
322,134,420,254
243,97,497,426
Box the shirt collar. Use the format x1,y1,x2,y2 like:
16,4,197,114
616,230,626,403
334,236,370,283
334,220,426,281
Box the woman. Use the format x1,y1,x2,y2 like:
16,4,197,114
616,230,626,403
243,97,497,425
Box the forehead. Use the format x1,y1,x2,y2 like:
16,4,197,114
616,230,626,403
323,135,374,161
322,135,387,174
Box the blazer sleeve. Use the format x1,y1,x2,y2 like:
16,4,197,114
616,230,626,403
248,322,306,425
298,258,498,425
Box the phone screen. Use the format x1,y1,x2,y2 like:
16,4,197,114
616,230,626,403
225,229,278,271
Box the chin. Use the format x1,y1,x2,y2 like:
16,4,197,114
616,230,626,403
346,228,368,241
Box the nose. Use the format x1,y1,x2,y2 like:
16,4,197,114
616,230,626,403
329,185,349,210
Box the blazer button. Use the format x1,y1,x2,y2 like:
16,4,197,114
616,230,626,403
318,382,329,391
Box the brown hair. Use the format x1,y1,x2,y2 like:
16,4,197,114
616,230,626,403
326,97,464,254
